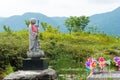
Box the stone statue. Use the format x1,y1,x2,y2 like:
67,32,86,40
27,18,44,58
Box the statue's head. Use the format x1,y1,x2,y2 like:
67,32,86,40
30,18,36,24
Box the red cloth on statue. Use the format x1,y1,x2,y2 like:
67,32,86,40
32,24,38,32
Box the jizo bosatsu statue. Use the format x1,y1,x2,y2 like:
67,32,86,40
27,18,44,58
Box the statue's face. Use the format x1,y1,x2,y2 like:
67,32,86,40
30,18,36,24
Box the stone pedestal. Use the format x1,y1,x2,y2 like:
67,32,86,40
23,58,48,70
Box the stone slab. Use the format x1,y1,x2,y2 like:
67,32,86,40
87,71,120,80
23,58,48,70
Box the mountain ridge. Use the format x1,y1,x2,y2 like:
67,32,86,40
89,7,120,35
0,7,120,35
0,12,67,32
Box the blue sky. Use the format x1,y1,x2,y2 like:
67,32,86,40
0,0,120,17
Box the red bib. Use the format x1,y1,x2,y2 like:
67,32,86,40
32,24,38,32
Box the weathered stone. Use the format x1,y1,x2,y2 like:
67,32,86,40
87,71,120,80
26,50,44,58
4,68,57,80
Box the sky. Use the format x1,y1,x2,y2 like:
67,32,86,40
0,0,120,17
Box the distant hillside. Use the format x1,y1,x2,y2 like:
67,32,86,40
0,12,67,32
89,7,120,35
1,7,120,35
0,17,6,22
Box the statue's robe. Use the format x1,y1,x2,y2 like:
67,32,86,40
29,24,38,52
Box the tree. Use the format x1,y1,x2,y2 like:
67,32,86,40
46,24,59,33
79,16,90,31
41,22,47,31
64,16,74,34
65,16,89,33
87,25,98,34
41,22,59,33
3,25,12,34
25,20,30,27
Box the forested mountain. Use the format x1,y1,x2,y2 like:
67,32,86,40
0,7,120,35
0,12,66,32
89,7,120,35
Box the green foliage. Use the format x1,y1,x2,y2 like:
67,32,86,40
5,64,14,75
0,29,120,79
65,16,89,33
41,22,47,31
41,22,59,33
0,30,28,78
2,25,12,34
87,25,98,34
24,20,30,27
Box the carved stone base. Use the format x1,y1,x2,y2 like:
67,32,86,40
27,50,44,58
23,58,48,70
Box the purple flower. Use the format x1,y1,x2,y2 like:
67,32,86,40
114,57,120,62
85,61,90,67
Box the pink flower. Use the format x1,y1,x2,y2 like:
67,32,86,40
99,57,105,62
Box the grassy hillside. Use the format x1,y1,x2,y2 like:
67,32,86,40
0,30,120,79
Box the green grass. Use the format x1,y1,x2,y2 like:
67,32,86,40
0,31,120,79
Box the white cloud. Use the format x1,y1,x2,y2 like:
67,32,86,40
86,0,120,4
0,0,120,17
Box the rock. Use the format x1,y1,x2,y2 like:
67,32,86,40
4,68,57,80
